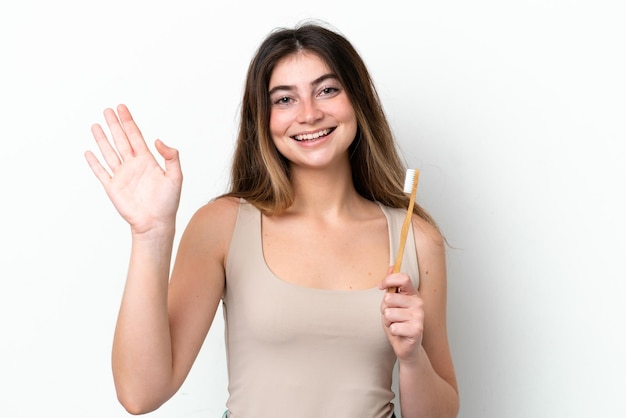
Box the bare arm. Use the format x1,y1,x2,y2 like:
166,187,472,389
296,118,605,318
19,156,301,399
380,216,459,418
85,105,232,414
112,200,233,414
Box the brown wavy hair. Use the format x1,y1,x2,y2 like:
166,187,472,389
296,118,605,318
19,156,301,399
223,21,436,227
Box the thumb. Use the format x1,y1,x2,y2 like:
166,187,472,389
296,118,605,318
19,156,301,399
155,139,182,179
379,266,395,292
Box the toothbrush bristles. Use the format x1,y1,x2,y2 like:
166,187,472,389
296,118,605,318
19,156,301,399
403,169,416,193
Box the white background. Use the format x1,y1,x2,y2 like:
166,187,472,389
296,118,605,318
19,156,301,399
1,1,624,417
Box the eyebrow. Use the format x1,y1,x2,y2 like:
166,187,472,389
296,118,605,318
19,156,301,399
268,73,339,96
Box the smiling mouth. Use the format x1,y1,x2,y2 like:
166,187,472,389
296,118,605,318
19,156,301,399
291,128,334,142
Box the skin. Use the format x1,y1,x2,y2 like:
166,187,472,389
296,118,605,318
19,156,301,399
85,51,459,417
264,52,388,290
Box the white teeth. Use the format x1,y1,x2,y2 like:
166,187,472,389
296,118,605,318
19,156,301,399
293,129,331,141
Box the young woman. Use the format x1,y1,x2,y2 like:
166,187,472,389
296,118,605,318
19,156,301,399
85,22,459,418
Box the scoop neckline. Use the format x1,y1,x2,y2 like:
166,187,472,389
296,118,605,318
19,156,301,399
257,202,392,293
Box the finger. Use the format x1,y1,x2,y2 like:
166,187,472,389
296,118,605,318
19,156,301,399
103,107,134,161
384,266,398,293
387,321,424,340
380,273,417,295
117,104,150,155
84,150,112,186
90,123,122,172
382,304,421,322
382,307,404,327
155,139,183,182
383,292,422,310
382,306,424,332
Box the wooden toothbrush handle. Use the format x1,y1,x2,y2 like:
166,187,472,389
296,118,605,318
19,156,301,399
389,171,419,292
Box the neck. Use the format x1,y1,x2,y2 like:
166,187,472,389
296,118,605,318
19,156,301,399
287,163,363,218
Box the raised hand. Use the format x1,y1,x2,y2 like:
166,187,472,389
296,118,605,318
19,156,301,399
84,104,183,236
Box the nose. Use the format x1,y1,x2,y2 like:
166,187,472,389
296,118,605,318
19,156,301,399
297,97,323,124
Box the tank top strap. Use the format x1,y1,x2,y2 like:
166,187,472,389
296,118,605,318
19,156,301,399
378,203,420,289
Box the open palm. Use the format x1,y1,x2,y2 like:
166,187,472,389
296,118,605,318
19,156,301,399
85,104,183,236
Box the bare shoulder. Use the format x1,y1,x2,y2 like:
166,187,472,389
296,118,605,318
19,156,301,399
191,196,239,220
410,213,447,292
188,196,240,229
411,214,446,258
179,196,241,259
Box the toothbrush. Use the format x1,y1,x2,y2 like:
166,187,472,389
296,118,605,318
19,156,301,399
389,168,420,293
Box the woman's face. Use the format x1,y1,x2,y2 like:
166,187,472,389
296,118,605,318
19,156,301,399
268,51,358,170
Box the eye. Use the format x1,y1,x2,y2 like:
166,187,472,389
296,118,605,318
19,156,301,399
273,96,293,105
318,86,340,97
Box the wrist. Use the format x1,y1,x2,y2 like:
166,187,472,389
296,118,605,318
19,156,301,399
397,345,429,371
130,223,176,243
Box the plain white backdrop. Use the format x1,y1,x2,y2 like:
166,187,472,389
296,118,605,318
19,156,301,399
1,1,624,417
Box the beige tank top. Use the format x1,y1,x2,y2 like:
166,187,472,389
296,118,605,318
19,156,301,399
223,199,419,417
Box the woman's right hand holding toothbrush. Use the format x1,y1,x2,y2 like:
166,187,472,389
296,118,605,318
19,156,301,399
85,104,182,238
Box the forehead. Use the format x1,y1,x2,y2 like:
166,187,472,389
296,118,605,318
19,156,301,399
269,51,332,88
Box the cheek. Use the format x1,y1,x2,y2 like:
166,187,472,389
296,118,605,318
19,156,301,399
343,111,358,139
337,100,358,134
269,110,288,136
268,115,289,155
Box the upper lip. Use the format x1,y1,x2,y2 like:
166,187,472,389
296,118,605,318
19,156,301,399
291,128,334,141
